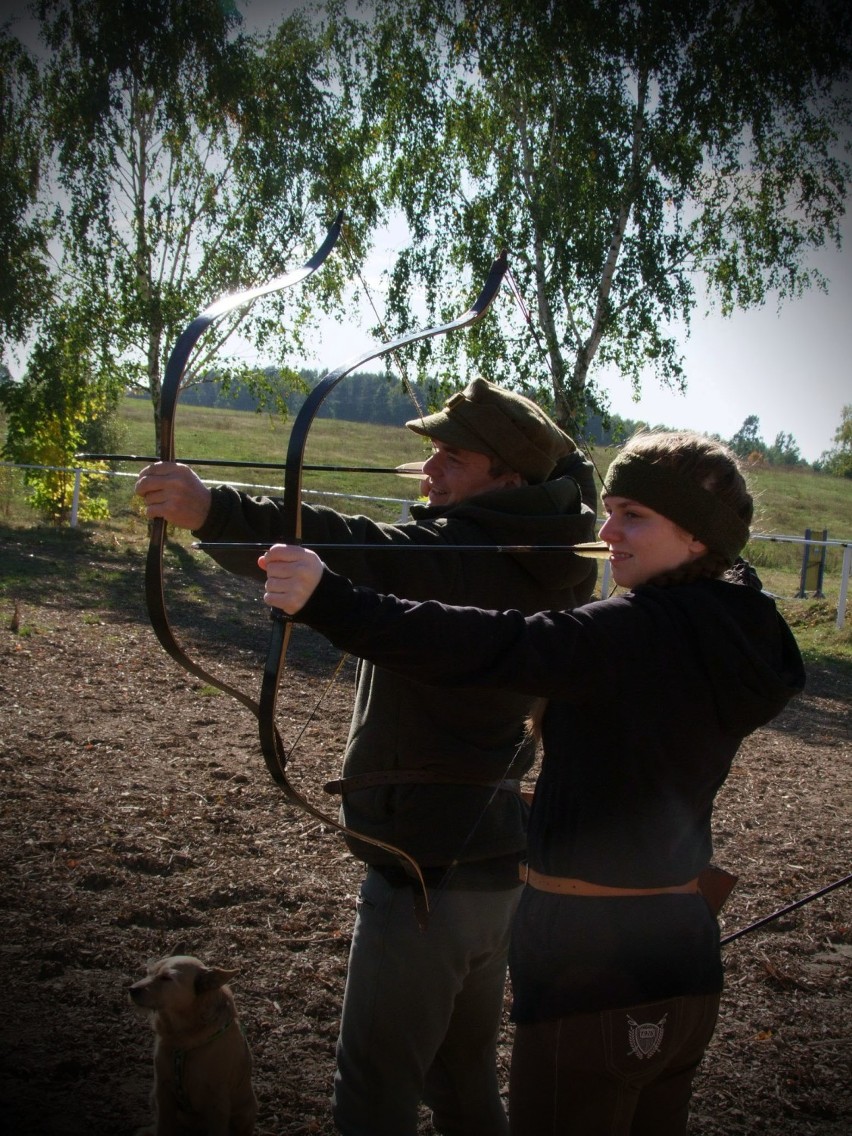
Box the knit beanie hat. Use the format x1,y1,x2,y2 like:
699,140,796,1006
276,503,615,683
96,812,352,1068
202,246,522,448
603,451,751,563
406,377,575,484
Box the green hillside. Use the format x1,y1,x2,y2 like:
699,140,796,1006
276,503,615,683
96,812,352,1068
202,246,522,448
115,397,852,539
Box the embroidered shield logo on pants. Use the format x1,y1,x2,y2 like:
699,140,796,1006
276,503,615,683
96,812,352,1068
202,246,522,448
627,1013,667,1059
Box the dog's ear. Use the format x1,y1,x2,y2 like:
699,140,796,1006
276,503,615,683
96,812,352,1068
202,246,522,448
195,965,238,994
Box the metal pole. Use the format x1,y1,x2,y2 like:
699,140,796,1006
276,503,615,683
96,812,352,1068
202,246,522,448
815,528,827,598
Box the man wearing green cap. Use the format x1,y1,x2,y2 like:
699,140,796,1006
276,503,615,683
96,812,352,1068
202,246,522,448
135,377,598,1136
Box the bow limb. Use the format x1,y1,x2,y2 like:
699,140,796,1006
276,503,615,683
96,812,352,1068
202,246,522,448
255,251,509,911
144,211,344,714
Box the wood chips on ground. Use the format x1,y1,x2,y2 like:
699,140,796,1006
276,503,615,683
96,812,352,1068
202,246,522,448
0,525,849,1134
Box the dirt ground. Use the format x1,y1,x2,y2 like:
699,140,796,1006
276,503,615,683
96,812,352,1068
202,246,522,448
0,522,850,1135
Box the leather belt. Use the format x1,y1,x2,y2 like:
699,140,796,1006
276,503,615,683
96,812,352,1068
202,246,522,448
520,864,700,897
325,770,522,795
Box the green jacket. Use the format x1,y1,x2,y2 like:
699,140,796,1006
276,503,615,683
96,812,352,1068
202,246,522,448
197,455,597,871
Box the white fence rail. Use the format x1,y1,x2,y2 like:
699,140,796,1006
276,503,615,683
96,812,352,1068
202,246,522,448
0,461,416,524
2,461,849,629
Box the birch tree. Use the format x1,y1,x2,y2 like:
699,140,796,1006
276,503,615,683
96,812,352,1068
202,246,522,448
343,0,852,433
0,21,52,355
33,0,370,442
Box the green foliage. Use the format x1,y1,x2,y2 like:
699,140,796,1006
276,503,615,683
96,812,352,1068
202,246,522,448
0,25,53,354
14,0,377,443
174,367,430,426
340,0,852,433
729,414,767,460
834,404,852,448
729,415,807,468
818,404,852,477
0,307,114,523
766,431,802,467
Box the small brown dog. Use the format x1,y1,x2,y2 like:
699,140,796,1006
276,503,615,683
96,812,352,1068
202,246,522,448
130,954,257,1136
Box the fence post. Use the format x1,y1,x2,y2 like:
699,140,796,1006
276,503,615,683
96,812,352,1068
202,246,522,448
836,544,851,631
797,528,828,598
815,529,828,598
796,529,810,597
70,468,82,528
600,559,611,597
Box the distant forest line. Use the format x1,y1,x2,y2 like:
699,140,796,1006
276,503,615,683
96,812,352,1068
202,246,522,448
132,369,640,448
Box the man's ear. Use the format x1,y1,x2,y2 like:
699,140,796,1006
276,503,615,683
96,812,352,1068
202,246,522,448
687,536,708,558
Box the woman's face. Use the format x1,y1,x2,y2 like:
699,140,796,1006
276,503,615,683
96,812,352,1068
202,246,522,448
599,495,707,589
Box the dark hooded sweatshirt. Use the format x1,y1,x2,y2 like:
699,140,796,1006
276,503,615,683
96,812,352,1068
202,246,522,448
194,454,597,877
292,565,806,1019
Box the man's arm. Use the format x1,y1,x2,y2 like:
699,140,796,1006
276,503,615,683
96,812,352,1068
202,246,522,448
134,461,427,586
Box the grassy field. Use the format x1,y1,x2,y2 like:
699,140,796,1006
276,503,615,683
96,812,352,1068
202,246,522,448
113,396,432,513
2,396,851,666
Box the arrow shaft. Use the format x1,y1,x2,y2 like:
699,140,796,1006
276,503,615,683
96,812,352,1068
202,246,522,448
77,453,419,474
193,541,609,557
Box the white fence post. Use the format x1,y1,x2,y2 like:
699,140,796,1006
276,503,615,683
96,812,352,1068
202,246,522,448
836,544,852,631
600,558,612,597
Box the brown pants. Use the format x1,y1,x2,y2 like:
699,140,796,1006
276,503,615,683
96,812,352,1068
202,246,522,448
509,992,721,1136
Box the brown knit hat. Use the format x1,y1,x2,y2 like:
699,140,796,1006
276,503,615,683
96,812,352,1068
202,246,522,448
603,450,751,563
406,377,575,483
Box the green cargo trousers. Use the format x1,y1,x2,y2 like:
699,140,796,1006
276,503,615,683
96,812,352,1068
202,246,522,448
332,866,522,1136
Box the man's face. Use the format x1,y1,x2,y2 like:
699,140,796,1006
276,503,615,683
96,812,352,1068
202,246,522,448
421,440,521,508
